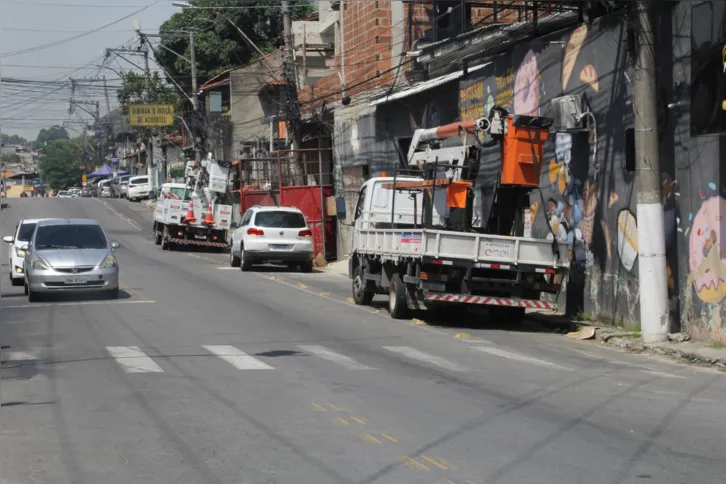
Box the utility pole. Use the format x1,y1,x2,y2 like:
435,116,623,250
142,41,157,197
189,31,201,165
632,0,668,343
281,0,302,151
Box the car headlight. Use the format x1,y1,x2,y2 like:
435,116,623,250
14,247,25,257
100,255,117,269
31,257,50,270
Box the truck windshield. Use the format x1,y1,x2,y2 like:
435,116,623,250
254,211,306,228
35,224,108,250
168,187,190,200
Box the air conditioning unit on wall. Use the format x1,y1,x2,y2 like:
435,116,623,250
551,95,583,131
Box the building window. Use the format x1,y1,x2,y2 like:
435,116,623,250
690,0,726,135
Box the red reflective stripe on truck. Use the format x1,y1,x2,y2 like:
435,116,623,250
425,293,555,310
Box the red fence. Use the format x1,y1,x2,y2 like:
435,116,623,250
236,149,336,260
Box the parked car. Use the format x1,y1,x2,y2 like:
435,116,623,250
23,218,120,302
229,206,314,272
3,219,48,286
56,190,73,198
126,176,150,201
117,175,131,198
98,179,112,198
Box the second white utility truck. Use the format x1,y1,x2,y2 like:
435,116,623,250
342,107,569,320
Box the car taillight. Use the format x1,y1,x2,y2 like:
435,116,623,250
247,228,264,236
298,229,312,237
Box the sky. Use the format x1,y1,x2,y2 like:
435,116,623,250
0,0,181,141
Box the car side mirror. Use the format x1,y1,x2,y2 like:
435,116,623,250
3,235,14,244
111,242,120,250
335,197,347,221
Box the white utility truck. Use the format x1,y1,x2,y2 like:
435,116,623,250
153,154,233,251
342,108,569,320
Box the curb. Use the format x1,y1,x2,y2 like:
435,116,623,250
641,343,726,370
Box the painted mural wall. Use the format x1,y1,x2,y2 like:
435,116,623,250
456,5,726,341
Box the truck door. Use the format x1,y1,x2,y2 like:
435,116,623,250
351,185,367,254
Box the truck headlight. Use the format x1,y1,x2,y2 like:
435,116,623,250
14,247,25,257
31,257,50,270
100,255,117,269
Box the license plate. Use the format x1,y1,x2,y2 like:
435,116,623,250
194,234,206,240
64,276,87,285
269,244,291,250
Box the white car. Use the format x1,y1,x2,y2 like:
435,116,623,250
56,190,73,198
229,206,314,272
3,219,48,286
126,176,150,201
98,179,112,198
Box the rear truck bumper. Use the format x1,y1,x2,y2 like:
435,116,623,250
424,292,556,310
167,238,228,249
244,250,313,263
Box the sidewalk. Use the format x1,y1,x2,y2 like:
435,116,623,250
322,258,348,276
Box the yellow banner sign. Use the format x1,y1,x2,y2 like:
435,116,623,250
129,104,175,127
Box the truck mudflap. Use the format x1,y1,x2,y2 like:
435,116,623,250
166,238,228,249
425,292,556,310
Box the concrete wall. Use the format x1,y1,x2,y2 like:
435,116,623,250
229,50,284,153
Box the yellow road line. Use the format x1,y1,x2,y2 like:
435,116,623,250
351,417,367,425
382,433,399,443
331,417,349,426
358,433,382,444
422,455,452,470
399,456,430,471
308,403,327,412
327,403,345,411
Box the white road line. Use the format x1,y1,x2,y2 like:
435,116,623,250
383,346,467,372
573,349,687,377
216,267,238,270
3,351,36,361
472,346,572,371
106,346,164,373
298,345,374,370
640,369,687,379
202,345,274,370
3,300,156,309
97,199,142,231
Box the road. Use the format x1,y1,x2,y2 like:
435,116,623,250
1,197,724,484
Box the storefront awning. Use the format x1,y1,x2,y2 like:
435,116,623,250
368,62,491,107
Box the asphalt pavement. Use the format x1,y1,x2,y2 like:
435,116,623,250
1,197,725,484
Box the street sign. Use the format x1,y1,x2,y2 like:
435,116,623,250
82,173,87,183
111,157,120,165
129,104,175,127
82,181,87,187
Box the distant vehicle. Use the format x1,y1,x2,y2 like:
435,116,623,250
69,188,82,198
229,206,314,272
2,218,49,286
126,176,150,201
98,179,112,198
23,218,120,302
56,190,72,198
117,175,131,197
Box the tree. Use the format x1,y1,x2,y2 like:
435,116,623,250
39,139,84,190
32,126,70,150
156,0,311,90
0,153,22,166
1,133,28,146
116,71,180,114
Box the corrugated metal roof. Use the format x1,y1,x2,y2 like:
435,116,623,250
368,62,491,107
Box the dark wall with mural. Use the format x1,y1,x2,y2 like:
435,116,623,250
455,4,726,341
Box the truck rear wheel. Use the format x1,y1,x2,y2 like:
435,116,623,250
161,227,171,251
154,224,162,245
352,266,374,305
388,273,410,319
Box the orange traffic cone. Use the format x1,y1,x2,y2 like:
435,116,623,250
183,202,196,223
203,202,215,225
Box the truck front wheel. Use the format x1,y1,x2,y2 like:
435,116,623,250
388,273,410,319
352,266,374,305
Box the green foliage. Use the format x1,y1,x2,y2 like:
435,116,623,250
39,139,85,190
116,71,180,114
157,0,311,89
32,126,70,150
0,153,22,166
1,133,28,146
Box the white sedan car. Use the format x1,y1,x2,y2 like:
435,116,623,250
229,206,314,272
3,219,48,286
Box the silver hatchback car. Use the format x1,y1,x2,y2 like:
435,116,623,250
24,219,120,302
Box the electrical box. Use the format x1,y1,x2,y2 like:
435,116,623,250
208,162,229,193
551,95,582,130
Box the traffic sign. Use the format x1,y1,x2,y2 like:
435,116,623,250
82,181,87,187
111,157,120,165
82,173,87,183
129,104,175,127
